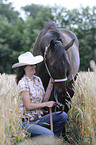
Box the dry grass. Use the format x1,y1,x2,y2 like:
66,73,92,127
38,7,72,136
17,136,68,145
0,65,96,144
0,74,27,145
67,71,96,145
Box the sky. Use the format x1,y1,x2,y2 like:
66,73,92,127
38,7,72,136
5,0,96,18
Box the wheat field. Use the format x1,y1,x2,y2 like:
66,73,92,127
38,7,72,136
0,74,26,145
0,70,96,145
67,71,96,145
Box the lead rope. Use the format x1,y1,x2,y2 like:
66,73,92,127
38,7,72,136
49,107,53,132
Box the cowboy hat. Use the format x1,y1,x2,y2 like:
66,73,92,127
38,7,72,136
12,52,43,68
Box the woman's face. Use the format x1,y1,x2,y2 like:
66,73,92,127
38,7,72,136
24,65,36,77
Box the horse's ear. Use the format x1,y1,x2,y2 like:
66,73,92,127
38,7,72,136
50,39,55,50
63,39,75,50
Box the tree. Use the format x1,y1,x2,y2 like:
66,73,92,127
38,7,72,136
52,6,96,71
0,0,24,73
0,0,20,23
0,15,12,73
21,4,54,52
21,4,42,18
0,1,96,73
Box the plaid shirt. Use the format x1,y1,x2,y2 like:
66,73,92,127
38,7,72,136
18,75,45,121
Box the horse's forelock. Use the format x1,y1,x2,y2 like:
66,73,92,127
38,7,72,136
50,42,64,65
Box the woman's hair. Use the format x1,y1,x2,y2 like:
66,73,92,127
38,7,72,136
15,66,26,84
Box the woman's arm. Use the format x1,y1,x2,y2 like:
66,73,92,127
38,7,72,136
21,91,55,111
43,78,53,102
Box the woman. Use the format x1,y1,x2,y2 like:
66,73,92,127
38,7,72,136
12,52,67,137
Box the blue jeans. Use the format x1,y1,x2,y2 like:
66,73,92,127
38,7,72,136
22,111,67,137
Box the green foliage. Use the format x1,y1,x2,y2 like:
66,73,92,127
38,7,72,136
52,6,96,71
0,15,12,73
0,0,19,23
22,4,43,18
0,1,96,73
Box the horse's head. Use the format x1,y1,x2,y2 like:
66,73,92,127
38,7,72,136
45,39,75,80
44,39,75,106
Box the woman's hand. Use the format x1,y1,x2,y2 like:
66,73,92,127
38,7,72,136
46,101,55,108
21,91,56,111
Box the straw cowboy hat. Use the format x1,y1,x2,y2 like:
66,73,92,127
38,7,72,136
12,52,43,68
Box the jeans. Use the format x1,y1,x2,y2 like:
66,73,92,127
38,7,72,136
22,111,67,137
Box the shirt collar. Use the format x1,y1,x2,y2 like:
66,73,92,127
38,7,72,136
24,75,36,81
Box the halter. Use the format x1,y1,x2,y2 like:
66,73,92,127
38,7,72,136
44,42,67,83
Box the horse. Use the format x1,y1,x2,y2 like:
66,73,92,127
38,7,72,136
33,21,80,113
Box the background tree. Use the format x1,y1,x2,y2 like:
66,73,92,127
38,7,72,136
0,0,24,73
0,15,12,73
0,0,96,73
52,6,96,71
0,0,19,23
21,4,54,52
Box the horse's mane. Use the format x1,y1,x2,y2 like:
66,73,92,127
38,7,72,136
42,21,57,34
42,22,64,61
33,22,63,59
33,22,58,55
39,22,62,42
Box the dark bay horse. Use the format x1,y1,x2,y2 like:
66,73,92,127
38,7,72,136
33,22,80,113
